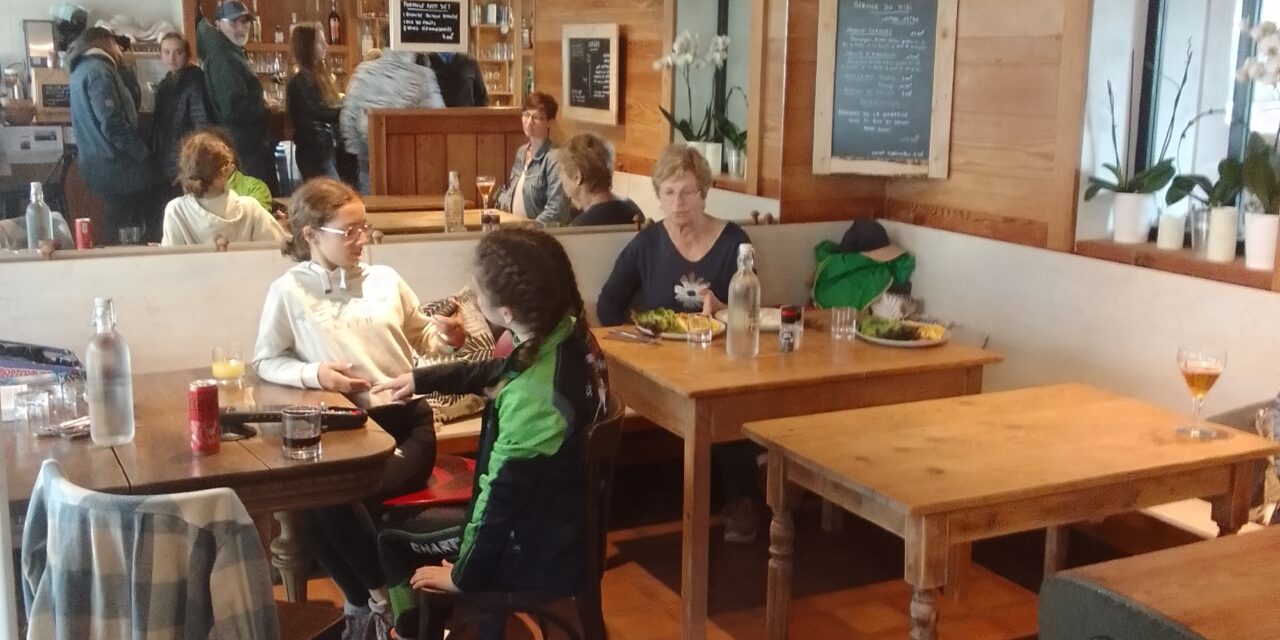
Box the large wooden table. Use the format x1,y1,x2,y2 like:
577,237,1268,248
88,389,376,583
742,384,1280,640
594,322,1002,640
5,369,396,602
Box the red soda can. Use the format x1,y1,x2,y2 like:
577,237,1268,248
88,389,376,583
188,379,221,454
74,218,93,249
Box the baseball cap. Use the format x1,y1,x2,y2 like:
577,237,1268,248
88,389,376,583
216,1,254,21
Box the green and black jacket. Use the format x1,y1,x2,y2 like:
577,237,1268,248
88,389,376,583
411,315,609,592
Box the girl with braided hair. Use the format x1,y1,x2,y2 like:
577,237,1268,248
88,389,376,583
372,227,609,638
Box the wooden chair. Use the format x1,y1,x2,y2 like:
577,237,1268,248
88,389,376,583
417,394,626,640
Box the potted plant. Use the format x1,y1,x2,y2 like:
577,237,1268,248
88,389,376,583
712,86,748,179
654,32,728,173
1084,47,1193,244
1165,159,1243,258
1236,22,1280,270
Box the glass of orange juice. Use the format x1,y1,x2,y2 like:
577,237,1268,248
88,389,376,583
1176,345,1227,440
212,344,246,389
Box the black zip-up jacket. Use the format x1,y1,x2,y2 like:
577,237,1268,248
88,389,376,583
151,65,214,183
426,53,488,108
286,71,339,159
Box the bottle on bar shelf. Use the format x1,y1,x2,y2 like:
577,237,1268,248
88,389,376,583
25,182,53,252
86,298,135,446
726,243,761,359
251,0,262,42
329,0,343,45
444,171,466,233
274,23,284,44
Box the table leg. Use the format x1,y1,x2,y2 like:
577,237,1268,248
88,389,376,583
1044,525,1069,577
944,542,971,602
905,516,947,640
765,451,798,640
680,409,712,640
820,499,843,533
271,510,310,603
1210,461,1253,537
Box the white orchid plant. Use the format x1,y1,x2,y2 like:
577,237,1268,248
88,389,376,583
653,31,729,143
1237,21,1280,213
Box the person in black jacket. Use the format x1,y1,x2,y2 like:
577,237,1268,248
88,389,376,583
152,32,214,192
426,52,488,108
287,24,341,180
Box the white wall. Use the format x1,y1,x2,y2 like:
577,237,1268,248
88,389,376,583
2,0,182,76
614,171,780,222
0,223,839,375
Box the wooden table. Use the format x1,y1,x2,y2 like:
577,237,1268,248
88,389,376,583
371,209,529,235
594,323,1002,640
742,383,1280,640
1043,525,1280,639
273,194,472,212
5,369,396,602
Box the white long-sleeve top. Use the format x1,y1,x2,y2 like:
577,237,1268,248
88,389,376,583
161,189,286,246
252,261,450,407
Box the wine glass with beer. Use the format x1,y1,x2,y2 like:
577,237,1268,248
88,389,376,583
1176,346,1227,440
476,175,496,216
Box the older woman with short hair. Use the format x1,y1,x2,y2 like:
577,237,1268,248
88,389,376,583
553,132,642,226
596,143,761,543
495,91,569,226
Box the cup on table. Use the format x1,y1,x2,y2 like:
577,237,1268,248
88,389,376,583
117,226,142,245
830,307,857,340
211,344,246,389
686,325,714,348
282,405,322,461
54,378,86,423
17,389,52,436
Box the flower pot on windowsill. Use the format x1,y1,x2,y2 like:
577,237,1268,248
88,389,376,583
1205,206,1239,263
1111,192,1154,244
1156,213,1186,250
1244,211,1279,270
703,142,723,176
726,147,745,179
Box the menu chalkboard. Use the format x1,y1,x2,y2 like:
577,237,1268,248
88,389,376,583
40,83,71,109
830,0,938,162
397,0,462,46
567,37,611,110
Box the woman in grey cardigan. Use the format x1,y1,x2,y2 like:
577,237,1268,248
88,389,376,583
495,92,569,227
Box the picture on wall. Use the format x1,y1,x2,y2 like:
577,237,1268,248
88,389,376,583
561,23,620,125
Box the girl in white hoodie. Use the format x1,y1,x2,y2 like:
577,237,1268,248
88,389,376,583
160,131,285,246
252,177,465,629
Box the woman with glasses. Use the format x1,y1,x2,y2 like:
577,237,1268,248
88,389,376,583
160,131,284,246
251,177,467,634
494,91,570,227
596,144,763,545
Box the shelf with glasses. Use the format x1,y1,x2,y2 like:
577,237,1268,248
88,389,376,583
246,43,350,53
473,23,514,30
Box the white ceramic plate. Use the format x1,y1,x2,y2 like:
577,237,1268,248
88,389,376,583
714,307,783,332
855,321,949,348
635,317,728,341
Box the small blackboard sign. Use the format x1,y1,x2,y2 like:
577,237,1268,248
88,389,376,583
567,38,611,110
812,0,957,178
391,0,468,53
561,24,619,125
40,83,71,109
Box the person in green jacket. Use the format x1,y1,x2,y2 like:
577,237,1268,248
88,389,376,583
812,219,916,310
196,1,278,195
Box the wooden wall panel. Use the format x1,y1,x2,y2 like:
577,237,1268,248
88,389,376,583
881,0,1093,251
368,109,524,195
533,0,671,175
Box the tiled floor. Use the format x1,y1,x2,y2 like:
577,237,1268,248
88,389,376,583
276,440,1060,639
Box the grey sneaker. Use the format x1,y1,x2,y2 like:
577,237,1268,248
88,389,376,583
723,497,758,543
342,600,393,640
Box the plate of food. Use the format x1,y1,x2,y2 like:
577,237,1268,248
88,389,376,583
855,316,949,348
713,307,783,332
632,309,727,340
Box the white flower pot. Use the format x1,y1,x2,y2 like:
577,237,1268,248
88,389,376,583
1156,213,1186,250
726,148,745,178
703,142,723,176
1205,206,1239,263
1111,193,1154,244
1244,211,1279,271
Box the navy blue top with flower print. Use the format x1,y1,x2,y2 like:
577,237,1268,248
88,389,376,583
596,220,750,326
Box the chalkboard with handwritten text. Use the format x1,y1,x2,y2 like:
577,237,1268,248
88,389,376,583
567,38,611,110
393,0,468,52
812,0,956,177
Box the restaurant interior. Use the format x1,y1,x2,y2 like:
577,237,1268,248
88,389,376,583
4,0,1280,638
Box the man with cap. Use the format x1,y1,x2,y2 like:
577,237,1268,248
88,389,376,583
196,1,278,194
811,218,916,310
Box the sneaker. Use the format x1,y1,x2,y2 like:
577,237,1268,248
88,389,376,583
723,497,758,543
341,600,393,640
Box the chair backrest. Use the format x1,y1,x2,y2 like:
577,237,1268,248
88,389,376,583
582,393,625,593
21,460,280,639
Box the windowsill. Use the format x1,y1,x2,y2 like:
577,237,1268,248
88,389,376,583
712,175,748,193
1075,239,1273,291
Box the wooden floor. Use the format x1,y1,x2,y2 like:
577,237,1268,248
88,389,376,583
275,441,1050,639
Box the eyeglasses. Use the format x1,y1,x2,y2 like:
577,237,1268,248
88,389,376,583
521,111,549,123
660,188,703,200
318,223,373,241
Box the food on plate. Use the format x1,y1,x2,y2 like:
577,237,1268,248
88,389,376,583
631,309,716,335
857,316,946,342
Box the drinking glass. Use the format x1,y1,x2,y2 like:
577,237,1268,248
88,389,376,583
830,307,857,340
1176,346,1227,440
17,389,51,436
54,378,86,423
476,175,496,218
686,325,713,348
211,344,246,389
282,405,322,461
117,226,142,245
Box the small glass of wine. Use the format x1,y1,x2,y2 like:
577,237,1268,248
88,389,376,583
1176,346,1227,440
476,175,496,218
